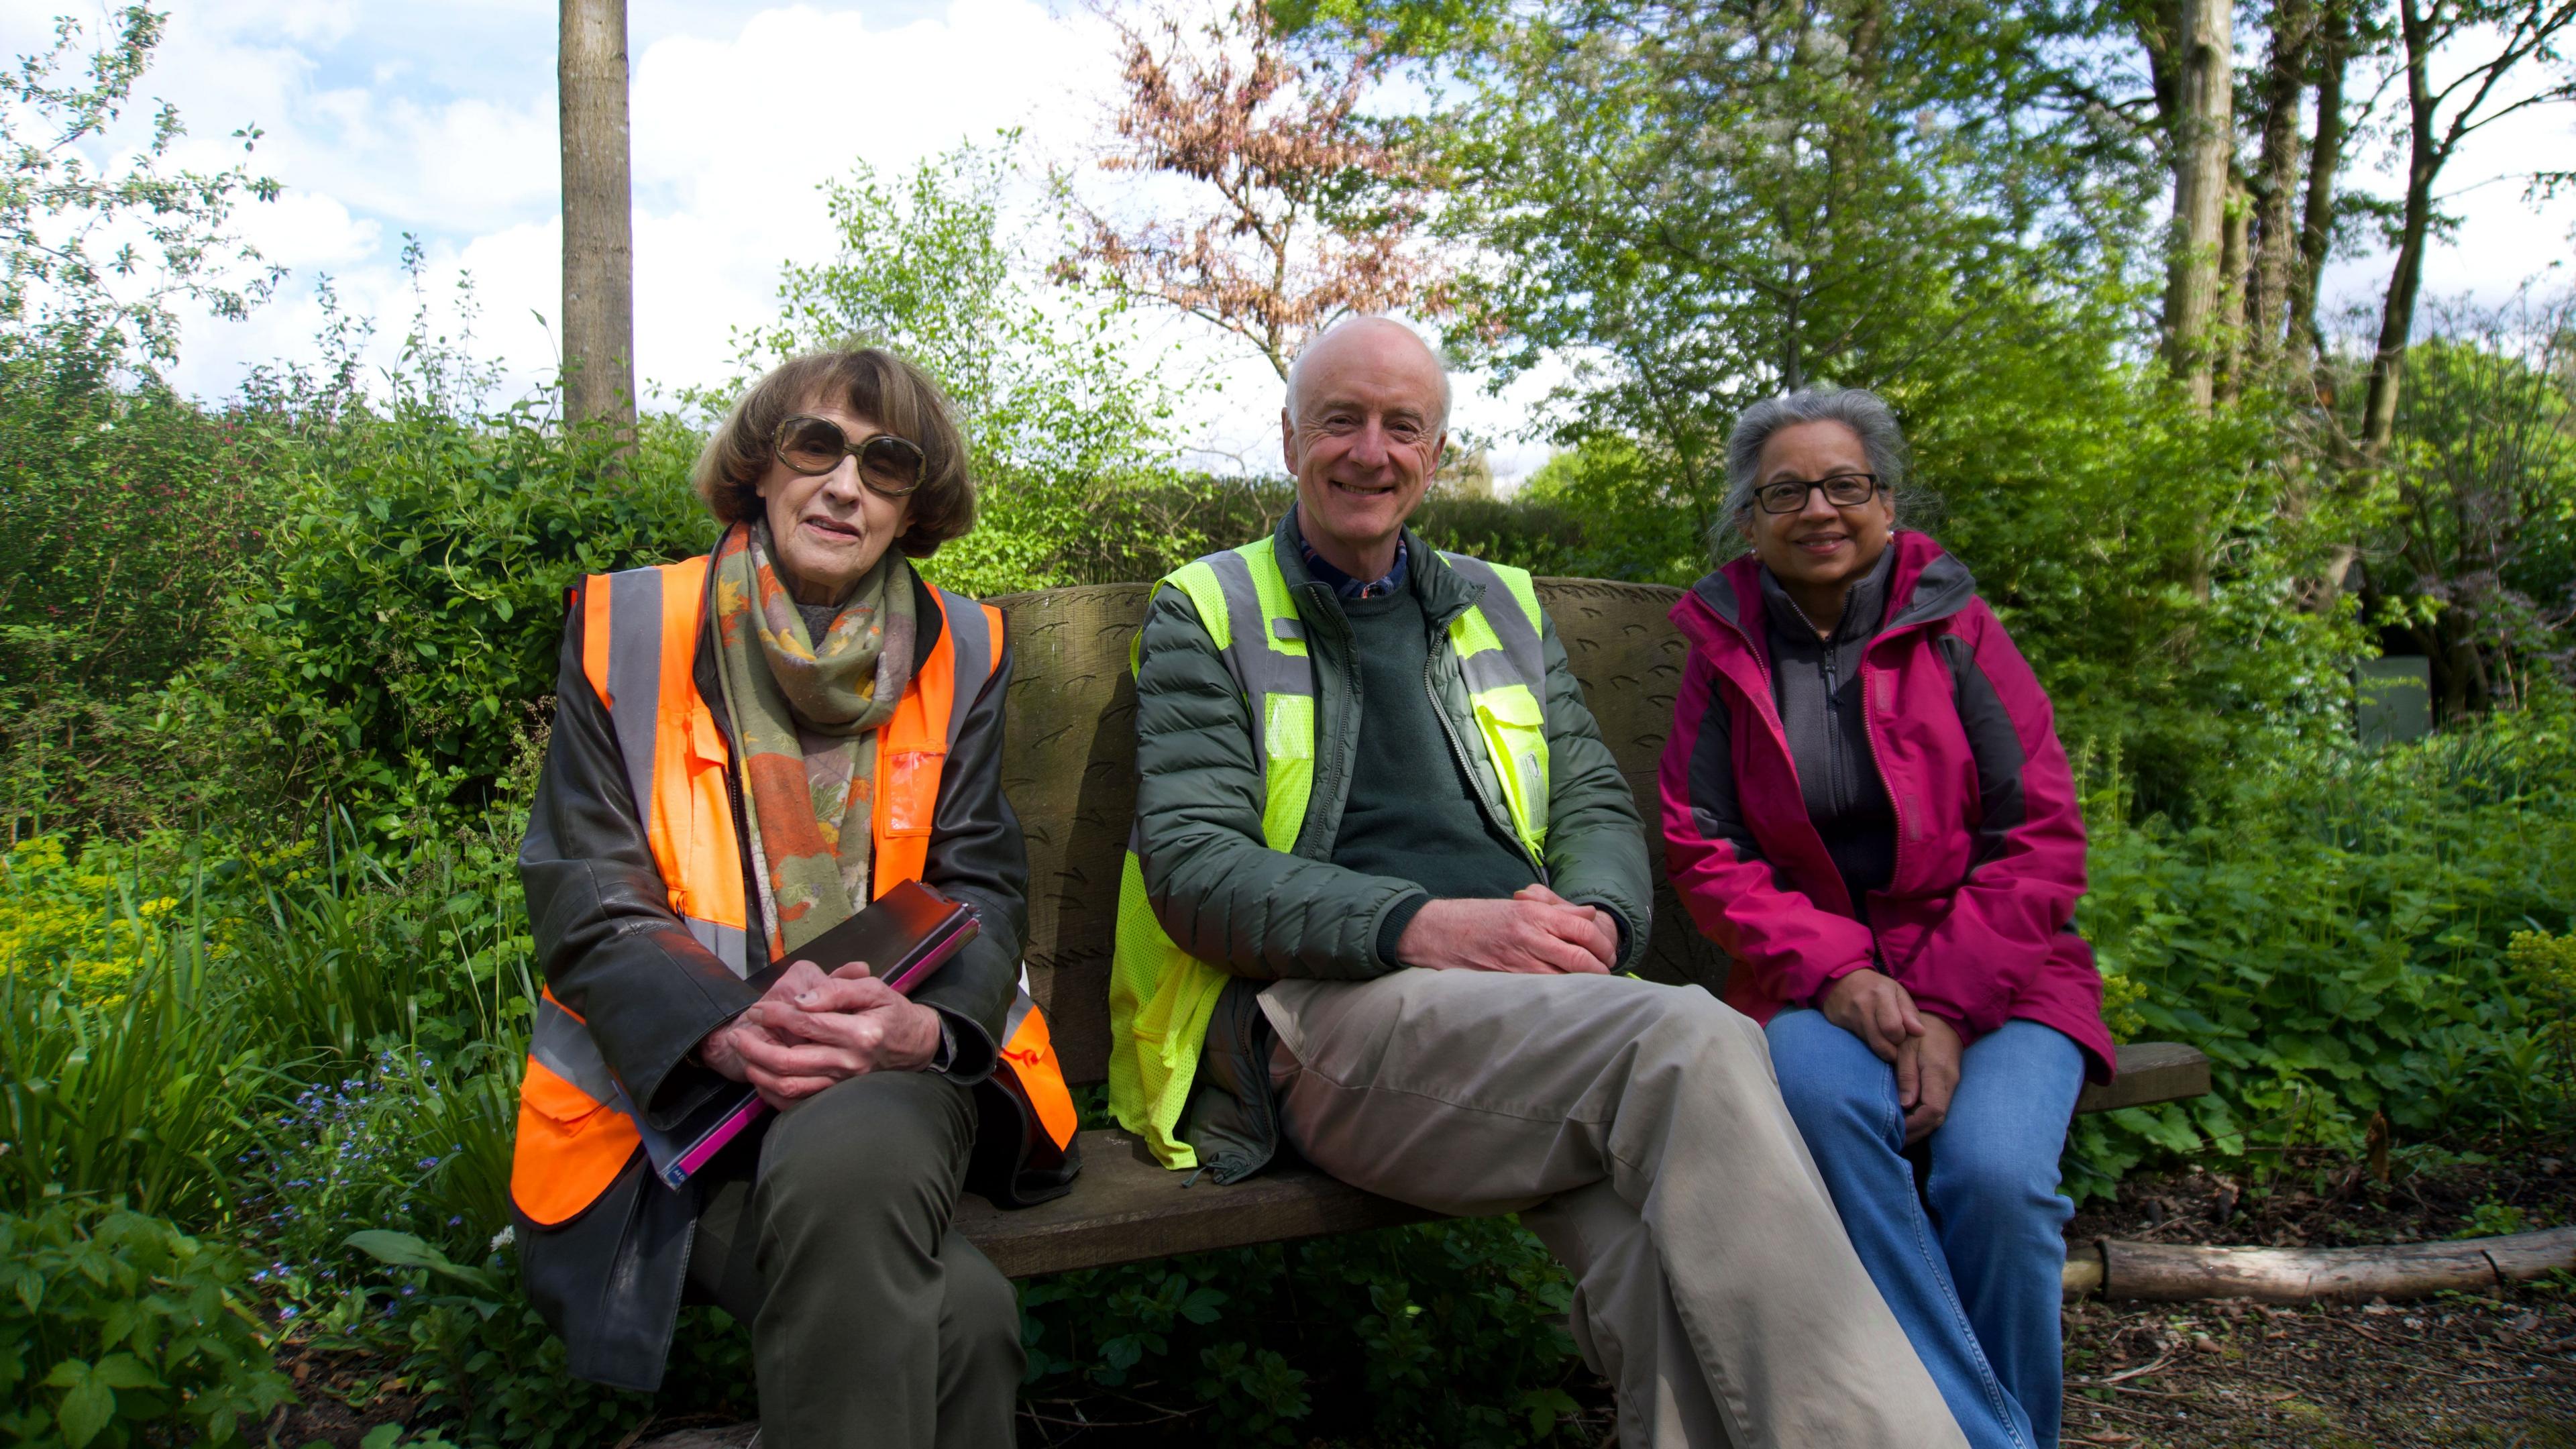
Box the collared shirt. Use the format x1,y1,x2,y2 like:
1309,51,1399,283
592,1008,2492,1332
1294,508,1409,599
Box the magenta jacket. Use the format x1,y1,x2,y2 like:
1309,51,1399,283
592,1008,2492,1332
1660,531,2113,1079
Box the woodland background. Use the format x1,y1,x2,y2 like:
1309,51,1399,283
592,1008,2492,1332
3,1,2575,1444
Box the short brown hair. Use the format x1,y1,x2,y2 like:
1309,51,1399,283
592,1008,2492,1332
690,347,976,557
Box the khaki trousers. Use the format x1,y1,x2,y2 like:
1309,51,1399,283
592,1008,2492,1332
1260,969,1967,1449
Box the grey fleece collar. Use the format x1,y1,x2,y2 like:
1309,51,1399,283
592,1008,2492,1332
1758,543,1896,643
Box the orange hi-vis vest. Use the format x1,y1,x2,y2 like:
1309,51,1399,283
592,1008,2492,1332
511,555,1078,1228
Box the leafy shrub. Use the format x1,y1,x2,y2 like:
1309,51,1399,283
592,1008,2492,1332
2067,700,2576,1199
0,833,329,1002
0,365,289,835
2511,926,2576,1087
205,400,708,817
0,1201,292,1447
0,802,539,1218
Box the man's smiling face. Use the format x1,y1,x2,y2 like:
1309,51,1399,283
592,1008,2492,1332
1281,319,1448,580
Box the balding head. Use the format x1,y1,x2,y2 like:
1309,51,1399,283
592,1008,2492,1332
1279,316,1451,582
1285,316,1452,435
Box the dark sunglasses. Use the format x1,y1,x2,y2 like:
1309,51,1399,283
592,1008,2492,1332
772,415,927,498
1754,472,1882,515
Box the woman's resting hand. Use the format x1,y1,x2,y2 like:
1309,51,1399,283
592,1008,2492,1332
698,960,943,1110
1896,1015,1962,1145
1819,968,1925,1063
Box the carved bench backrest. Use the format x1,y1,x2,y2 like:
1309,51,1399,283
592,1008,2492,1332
991,578,1728,1087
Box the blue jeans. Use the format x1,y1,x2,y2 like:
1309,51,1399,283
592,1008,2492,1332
1766,1010,2083,1449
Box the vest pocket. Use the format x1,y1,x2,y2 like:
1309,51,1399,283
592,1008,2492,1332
883,747,945,835
511,1057,640,1227
1470,688,1550,840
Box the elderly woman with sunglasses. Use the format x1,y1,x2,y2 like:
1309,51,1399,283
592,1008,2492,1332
1658,389,2111,1449
508,349,1070,1448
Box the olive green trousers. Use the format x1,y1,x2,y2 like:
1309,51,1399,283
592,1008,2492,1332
688,1071,1022,1449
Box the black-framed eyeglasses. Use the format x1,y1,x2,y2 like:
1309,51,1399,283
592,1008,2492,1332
1754,472,1882,515
773,415,926,498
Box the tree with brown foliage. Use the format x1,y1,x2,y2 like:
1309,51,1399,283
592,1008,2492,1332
1055,0,1445,380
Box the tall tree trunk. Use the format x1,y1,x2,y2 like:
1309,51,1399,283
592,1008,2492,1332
2160,0,2236,408
2362,0,2440,455
2216,179,2252,400
2290,0,2353,376
2248,0,2315,381
560,0,636,433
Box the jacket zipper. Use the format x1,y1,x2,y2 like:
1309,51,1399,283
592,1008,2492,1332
1306,586,1348,861
1821,649,1843,815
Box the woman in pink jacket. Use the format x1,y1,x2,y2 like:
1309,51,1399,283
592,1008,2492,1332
1659,389,2112,1449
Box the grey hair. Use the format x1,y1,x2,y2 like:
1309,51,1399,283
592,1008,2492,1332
1713,388,1917,553
1285,316,1454,435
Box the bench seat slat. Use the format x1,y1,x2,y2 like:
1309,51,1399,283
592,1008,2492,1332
957,1041,2209,1279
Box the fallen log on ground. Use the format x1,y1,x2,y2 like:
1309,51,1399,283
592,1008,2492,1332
2061,1226,2576,1301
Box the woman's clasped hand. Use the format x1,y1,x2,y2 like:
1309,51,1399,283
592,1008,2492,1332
700,959,945,1108
1818,969,1961,1144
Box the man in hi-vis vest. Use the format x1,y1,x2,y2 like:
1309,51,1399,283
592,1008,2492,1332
1110,319,1967,1449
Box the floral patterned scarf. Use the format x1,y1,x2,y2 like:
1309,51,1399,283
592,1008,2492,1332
708,520,917,960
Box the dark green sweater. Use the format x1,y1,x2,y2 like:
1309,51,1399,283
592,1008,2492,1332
1328,588,1542,962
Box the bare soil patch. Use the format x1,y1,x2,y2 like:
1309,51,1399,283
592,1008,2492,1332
2057,1138,2576,1446
2059,1287,2576,1446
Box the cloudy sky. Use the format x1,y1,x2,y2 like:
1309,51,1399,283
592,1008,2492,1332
9,0,2571,482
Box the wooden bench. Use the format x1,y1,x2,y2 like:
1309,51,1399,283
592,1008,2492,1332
951,580,2210,1279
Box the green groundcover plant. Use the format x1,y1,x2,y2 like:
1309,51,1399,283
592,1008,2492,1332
0,1201,292,1447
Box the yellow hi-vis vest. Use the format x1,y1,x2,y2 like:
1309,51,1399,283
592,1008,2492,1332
1107,539,1554,1169
511,554,1078,1227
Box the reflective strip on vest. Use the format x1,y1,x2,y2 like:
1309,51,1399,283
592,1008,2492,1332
1106,539,1552,1170
511,560,1062,1226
